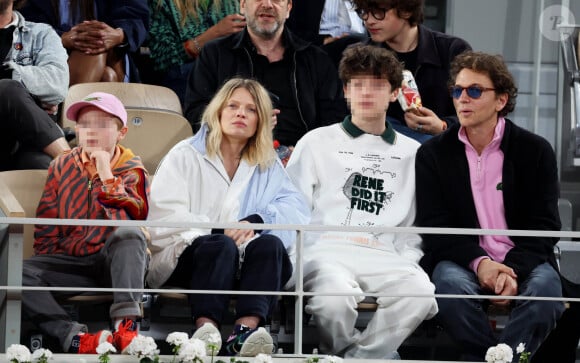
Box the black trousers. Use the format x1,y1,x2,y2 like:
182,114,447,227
0,79,64,170
165,233,292,325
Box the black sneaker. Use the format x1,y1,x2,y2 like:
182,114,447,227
223,324,274,357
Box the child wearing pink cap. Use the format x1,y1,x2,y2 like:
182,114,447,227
21,92,150,354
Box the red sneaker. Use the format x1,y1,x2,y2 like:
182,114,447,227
70,330,113,354
113,319,138,354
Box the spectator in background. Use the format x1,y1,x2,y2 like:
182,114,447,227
286,0,365,46
147,78,309,357
0,0,70,170
416,51,565,361
148,0,245,106
286,0,366,68
350,0,471,143
19,0,148,84
184,0,348,149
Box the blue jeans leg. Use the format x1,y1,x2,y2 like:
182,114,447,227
500,262,564,357
432,261,497,360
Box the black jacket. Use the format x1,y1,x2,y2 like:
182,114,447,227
184,28,348,142
415,119,561,284
368,25,471,127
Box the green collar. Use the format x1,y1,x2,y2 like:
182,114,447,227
341,115,396,144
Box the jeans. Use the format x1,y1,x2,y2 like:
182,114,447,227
432,260,565,361
22,227,147,351
0,79,64,170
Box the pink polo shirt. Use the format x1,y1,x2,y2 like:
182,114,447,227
458,117,514,273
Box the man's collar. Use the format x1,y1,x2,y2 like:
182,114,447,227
341,115,396,144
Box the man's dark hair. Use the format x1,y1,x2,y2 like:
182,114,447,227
13,0,27,10
350,0,424,26
339,44,404,89
449,51,518,117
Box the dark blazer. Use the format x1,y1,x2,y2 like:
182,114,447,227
415,118,561,284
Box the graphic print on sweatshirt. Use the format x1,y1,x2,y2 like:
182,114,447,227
342,164,396,226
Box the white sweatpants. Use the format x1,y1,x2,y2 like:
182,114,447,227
303,243,438,359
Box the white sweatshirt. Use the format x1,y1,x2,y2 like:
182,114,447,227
286,117,423,262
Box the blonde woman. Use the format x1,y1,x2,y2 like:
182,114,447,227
147,78,310,356
148,0,245,104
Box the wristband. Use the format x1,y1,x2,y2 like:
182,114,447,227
184,37,202,58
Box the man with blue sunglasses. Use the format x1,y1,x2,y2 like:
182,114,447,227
415,51,568,361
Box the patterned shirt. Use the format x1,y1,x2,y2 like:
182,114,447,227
148,0,239,72
34,145,149,256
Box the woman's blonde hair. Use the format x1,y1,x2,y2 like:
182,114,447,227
157,0,222,26
202,78,276,170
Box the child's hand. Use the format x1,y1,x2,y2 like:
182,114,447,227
90,150,114,181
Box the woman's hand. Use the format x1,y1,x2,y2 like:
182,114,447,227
64,20,124,54
224,221,255,246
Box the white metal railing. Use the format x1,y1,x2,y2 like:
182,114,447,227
1,216,580,357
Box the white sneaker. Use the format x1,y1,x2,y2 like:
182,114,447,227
238,327,274,357
192,322,222,354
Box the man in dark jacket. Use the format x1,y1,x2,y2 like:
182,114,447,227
184,0,348,148
351,0,471,143
415,51,565,361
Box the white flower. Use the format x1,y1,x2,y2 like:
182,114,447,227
323,356,344,363
166,332,189,346
178,338,207,362
516,343,526,354
7,344,32,363
485,343,513,363
255,353,273,363
207,332,221,346
96,342,117,355
127,335,159,359
31,348,52,361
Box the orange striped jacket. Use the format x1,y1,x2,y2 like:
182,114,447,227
34,145,149,256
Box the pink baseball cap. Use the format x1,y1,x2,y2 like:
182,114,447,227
66,92,127,127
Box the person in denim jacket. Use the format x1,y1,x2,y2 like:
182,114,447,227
0,0,70,170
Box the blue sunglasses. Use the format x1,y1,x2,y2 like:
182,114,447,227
449,85,496,99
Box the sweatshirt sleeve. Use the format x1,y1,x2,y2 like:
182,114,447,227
249,161,311,249
146,145,212,250
97,168,149,221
